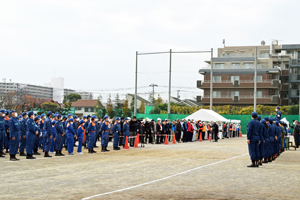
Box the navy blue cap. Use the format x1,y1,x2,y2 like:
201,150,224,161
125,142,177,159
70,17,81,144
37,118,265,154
79,119,84,124
257,115,261,120
276,106,280,110
10,109,15,114
261,119,266,124
34,117,40,121
68,118,74,122
28,111,34,116
47,111,52,116
251,112,258,118
22,112,27,116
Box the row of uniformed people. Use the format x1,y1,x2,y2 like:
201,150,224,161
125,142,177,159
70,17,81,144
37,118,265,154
247,108,285,167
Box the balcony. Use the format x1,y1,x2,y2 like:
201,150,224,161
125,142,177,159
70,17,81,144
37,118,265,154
197,80,279,89
290,74,300,81
291,59,300,66
199,95,279,105
291,89,299,97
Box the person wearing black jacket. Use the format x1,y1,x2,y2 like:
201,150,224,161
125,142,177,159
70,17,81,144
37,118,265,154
176,119,182,142
156,119,162,144
118,117,124,147
145,119,153,144
129,116,137,147
213,122,219,142
293,121,300,148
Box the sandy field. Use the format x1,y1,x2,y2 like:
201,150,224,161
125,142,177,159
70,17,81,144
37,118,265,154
0,137,299,200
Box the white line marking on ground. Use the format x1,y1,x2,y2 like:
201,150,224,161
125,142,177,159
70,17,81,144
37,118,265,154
82,153,248,200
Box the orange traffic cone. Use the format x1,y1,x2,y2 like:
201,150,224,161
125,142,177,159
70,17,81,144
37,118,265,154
134,136,139,148
199,132,203,142
172,135,176,144
137,133,140,144
240,131,242,137
124,136,129,149
208,133,211,141
164,135,168,145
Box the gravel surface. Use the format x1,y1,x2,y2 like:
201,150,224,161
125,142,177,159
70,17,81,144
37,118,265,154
0,137,299,200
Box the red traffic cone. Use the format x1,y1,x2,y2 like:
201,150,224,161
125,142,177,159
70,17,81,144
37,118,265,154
199,132,203,142
208,133,211,141
137,133,140,144
124,136,129,149
172,135,176,144
134,136,139,148
164,135,168,145
240,131,242,137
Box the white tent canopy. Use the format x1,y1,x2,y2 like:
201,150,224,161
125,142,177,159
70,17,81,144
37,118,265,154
183,109,229,122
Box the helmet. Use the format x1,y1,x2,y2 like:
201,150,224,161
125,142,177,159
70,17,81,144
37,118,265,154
103,115,109,120
10,109,15,114
69,118,74,122
157,118,161,121
79,119,84,124
28,111,34,116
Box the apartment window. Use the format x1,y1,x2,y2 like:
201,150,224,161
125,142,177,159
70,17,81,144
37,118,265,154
244,63,254,69
259,52,269,58
257,91,262,98
212,91,221,98
214,63,224,69
75,107,81,111
84,107,94,112
230,91,239,97
231,76,239,83
257,76,262,82
231,63,240,69
213,76,221,83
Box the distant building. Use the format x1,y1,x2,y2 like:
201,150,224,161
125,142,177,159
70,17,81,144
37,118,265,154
196,41,297,106
0,77,93,104
71,99,98,117
170,96,202,107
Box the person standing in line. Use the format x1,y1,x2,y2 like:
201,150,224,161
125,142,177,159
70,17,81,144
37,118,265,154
33,116,41,155
100,115,110,152
19,112,28,156
156,118,162,144
8,110,21,161
175,119,182,143
293,121,299,148
213,122,219,142
76,120,85,154
66,118,76,155
44,111,53,158
247,112,260,167
129,116,137,147
0,110,6,157
55,114,65,156
112,117,121,150
182,119,187,143
26,111,37,159
88,116,98,153
122,117,130,147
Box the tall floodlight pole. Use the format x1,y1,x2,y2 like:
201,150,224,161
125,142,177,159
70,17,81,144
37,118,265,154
168,49,172,115
254,47,257,112
134,51,138,116
210,48,213,110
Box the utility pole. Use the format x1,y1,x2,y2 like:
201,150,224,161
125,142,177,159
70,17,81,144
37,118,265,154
168,49,172,115
254,47,257,112
149,84,158,105
177,90,180,98
134,51,138,116
210,48,213,110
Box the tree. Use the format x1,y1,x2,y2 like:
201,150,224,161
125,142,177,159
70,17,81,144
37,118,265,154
122,100,131,117
156,94,163,104
94,95,105,118
41,102,59,113
114,93,122,109
139,99,145,114
64,93,81,103
106,94,115,117
148,94,155,104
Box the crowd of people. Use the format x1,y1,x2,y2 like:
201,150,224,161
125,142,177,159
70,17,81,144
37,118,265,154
0,108,243,161
246,107,289,168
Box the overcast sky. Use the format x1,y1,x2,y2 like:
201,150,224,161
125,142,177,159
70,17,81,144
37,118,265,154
1,0,299,102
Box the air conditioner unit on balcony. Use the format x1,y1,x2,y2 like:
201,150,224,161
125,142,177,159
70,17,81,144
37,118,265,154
234,80,239,87
233,96,239,103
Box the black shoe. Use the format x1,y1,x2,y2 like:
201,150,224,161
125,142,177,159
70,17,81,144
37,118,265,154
33,150,41,155
0,152,5,157
88,149,93,154
101,147,106,152
92,148,97,153
64,146,68,150
94,146,98,148
20,152,26,156
44,152,52,157
74,144,77,147
262,158,268,163
59,151,65,156
55,151,61,156
113,147,121,150
26,154,36,159
105,147,110,152
10,154,17,161
247,160,256,168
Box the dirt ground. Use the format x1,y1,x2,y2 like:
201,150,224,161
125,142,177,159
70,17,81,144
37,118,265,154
0,137,299,200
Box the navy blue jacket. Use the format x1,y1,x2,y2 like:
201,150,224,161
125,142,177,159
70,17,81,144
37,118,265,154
8,117,21,138
55,120,65,135
44,117,53,137
247,119,259,140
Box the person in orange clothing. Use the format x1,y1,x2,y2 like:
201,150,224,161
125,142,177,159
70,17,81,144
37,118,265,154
207,123,211,140
203,122,207,140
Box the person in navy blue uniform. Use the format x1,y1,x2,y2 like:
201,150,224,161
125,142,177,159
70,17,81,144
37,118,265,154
0,110,6,157
257,116,265,166
122,117,130,148
26,111,37,159
261,119,269,164
73,115,78,147
62,115,67,150
100,115,110,152
66,118,76,155
44,111,53,158
247,112,260,167
87,115,97,153
19,112,28,156
112,117,121,150
33,117,41,155
274,106,281,122
55,114,65,156
84,115,91,149
182,119,188,143
77,120,85,154
50,120,57,154
8,109,21,161
268,118,275,162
